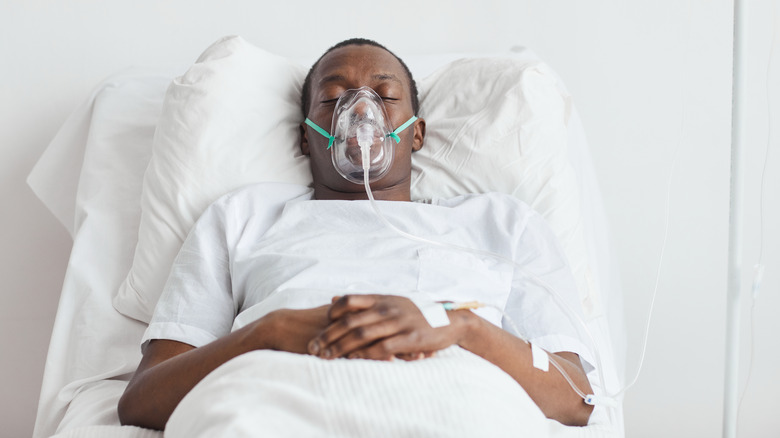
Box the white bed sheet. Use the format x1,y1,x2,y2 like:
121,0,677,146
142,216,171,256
29,52,625,438
29,70,174,438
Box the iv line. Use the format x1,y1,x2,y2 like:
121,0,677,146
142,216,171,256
358,146,615,416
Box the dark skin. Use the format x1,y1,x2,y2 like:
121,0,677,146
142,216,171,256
118,44,593,431
300,46,425,201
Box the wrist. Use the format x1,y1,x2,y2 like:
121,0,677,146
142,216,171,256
449,309,484,349
238,310,281,352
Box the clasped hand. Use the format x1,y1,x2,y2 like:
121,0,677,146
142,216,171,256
307,295,463,361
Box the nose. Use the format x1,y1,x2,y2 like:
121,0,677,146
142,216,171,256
349,99,376,121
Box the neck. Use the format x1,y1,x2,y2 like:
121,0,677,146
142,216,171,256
312,180,412,202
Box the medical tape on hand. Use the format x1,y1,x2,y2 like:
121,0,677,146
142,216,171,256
531,343,550,372
585,394,619,408
410,298,450,328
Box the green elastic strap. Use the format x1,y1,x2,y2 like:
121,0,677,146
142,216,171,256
386,116,418,143
305,118,336,149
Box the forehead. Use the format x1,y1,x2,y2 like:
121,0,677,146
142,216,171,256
312,45,408,90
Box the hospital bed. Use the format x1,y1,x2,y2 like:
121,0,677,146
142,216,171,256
29,36,627,438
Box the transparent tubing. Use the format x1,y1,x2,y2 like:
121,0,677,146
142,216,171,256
358,143,615,418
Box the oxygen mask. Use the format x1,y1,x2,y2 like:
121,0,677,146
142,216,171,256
305,87,417,184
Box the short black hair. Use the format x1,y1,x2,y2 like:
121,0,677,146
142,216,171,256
301,38,419,117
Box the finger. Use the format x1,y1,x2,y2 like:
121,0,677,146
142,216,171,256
308,309,390,355
328,295,379,320
318,318,404,359
393,351,426,361
353,331,451,361
346,334,416,361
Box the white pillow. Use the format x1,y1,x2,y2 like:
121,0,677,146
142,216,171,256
114,36,311,322
413,58,596,318
114,35,597,323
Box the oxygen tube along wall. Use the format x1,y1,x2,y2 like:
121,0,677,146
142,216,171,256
723,1,746,436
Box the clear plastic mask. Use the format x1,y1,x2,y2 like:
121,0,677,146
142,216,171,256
305,87,417,184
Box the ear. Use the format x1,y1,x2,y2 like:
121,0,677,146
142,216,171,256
300,122,310,156
411,117,426,152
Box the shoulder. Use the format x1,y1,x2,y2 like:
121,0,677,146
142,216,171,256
430,192,558,241
188,183,313,239
207,182,314,215
430,192,537,218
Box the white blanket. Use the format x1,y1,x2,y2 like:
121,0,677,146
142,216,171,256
49,351,617,438
164,347,615,438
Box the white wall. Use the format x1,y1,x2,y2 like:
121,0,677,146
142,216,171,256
1,1,777,437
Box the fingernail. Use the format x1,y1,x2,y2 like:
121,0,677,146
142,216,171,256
323,348,332,358
417,352,425,360
309,341,320,355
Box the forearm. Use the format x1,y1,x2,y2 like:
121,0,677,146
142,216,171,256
118,318,276,430
452,310,594,426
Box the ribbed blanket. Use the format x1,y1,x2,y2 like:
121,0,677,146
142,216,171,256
50,347,617,438
164,347,610,438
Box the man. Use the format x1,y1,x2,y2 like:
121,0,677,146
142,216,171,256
118,38,594,431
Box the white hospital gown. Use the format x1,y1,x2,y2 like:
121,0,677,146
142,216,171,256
143,182,594,369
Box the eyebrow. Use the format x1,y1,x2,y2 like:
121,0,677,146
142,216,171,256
318,73,404,86
318,74,347,85
371,73,403,85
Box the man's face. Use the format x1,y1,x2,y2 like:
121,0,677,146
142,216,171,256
301,44,424,200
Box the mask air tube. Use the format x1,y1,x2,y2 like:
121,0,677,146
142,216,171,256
357,123,375,174
306,87,618,426
360,165,619,425
306,87,618,422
